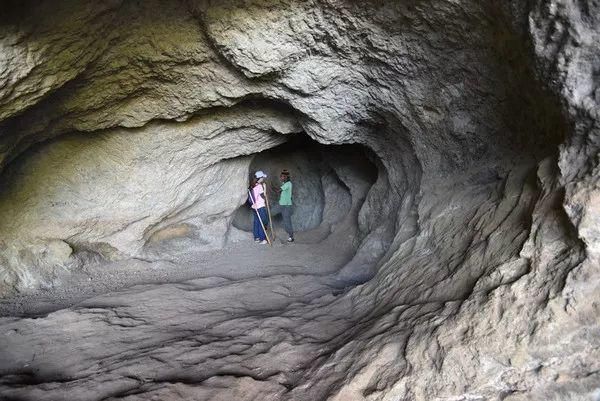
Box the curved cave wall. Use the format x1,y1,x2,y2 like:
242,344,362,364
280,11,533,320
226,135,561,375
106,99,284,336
232,136,378,235
0,1,599,400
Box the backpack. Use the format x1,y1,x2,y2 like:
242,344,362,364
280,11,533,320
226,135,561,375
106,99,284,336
246,188,255,206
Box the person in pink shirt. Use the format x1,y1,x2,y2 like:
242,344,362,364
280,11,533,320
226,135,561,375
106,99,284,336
248,170,270,244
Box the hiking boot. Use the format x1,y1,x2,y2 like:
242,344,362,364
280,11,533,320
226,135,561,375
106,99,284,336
287,237,294,242
254,238,260,242
260,240,268,245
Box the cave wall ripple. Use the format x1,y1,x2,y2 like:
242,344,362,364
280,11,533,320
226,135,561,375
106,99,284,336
0,0,599,400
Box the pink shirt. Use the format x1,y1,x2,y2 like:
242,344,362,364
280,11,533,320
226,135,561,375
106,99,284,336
251,184,266,209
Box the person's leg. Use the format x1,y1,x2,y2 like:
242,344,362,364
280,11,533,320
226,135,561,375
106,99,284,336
253,209,260,241
282,206,294,239
258,207,269,241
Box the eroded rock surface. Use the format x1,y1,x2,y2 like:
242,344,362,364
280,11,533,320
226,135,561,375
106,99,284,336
0,0,599,400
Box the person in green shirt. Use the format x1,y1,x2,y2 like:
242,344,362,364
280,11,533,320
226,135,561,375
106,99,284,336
276,169,294,242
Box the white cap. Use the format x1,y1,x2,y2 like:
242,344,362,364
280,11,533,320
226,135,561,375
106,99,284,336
255,170,267,179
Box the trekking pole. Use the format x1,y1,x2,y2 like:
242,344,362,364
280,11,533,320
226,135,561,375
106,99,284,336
248,189,272,246
263,182,276,242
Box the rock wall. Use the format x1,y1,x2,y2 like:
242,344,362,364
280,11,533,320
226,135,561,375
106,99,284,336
1,0,509,293
0,0,599,400
0,104,301,291
233,139,377,235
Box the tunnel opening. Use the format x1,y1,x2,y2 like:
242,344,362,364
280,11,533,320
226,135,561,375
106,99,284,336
231,133,379,245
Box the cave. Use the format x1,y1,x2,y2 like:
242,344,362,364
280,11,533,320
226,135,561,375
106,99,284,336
0,1,599,400
232,135,378,238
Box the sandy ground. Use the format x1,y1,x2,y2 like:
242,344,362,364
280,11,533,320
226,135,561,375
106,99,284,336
0,221,375,400
0,227,359,317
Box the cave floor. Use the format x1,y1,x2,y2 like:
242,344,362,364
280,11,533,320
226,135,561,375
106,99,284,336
0,228,362,400
0,226,356,318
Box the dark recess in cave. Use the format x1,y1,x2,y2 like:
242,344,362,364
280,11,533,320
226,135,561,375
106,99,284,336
232,134,378,235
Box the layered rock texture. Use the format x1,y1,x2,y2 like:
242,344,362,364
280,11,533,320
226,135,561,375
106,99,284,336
0,0,599,400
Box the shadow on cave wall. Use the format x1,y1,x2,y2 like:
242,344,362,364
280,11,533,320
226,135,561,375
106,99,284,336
482,1,570,156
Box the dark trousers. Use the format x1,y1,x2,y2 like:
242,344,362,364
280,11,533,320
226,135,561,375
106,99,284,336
253,207,269,241
281,205,293,238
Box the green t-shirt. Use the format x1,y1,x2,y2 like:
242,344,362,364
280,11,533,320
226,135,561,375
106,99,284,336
279,181,292,205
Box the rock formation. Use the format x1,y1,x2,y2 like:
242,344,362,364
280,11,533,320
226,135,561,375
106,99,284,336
0,0,598,400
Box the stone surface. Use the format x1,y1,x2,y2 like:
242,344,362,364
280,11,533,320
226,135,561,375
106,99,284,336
0,105,301,293
0,0,599,400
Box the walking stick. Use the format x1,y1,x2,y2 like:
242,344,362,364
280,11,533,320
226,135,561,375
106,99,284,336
248,189,272,246
263,182,276,242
